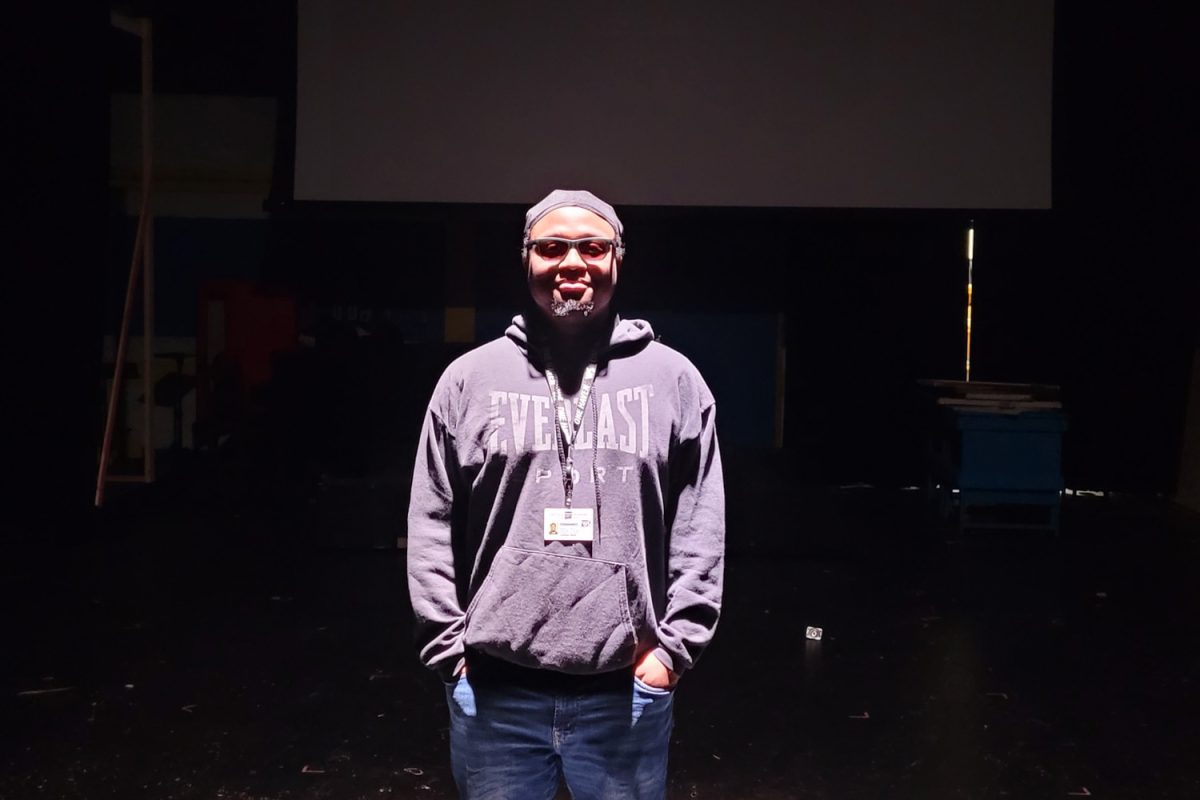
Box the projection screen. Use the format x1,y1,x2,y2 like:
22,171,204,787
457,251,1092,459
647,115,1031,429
296,1,1053,209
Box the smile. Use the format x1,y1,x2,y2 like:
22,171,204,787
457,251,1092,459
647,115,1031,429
557,281,590,297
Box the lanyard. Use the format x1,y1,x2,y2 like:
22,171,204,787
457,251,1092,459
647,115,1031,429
543,358,597,508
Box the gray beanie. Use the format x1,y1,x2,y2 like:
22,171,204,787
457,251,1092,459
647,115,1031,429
522,189,625,259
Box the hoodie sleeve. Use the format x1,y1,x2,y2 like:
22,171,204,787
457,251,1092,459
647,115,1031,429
406,383,467,681
653,376,725,677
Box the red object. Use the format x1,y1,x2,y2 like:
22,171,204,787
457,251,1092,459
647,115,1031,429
196,280,297,424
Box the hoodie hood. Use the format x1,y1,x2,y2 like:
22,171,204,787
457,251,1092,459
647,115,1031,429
505,313,655,362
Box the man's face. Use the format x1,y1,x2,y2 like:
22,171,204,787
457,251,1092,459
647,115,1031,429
526,206,619,323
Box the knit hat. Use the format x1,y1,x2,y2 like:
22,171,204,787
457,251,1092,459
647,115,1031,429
522,189,625,259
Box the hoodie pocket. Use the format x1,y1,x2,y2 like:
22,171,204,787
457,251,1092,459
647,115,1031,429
464,545,638,674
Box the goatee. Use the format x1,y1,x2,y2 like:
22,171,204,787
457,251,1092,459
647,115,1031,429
550,299,595,318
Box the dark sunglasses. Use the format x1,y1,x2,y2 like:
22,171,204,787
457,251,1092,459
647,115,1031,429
527,237,615,261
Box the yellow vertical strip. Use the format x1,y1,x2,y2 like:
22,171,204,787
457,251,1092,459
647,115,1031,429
965,223,975,383
965,282,973,382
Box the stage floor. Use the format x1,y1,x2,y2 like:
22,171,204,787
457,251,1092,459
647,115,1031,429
5,467,1199,799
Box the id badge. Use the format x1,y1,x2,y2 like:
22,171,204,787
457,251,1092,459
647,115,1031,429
544,507,595,542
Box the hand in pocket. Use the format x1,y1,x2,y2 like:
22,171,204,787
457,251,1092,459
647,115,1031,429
450,673,477,718
633,650,675,690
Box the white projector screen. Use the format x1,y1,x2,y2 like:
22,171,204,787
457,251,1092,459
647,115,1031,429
296,1,1053,209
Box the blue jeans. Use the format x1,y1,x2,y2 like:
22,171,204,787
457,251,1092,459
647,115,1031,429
445,665,674,800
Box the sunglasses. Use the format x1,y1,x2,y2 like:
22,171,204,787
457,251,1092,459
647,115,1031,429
527,237,615,262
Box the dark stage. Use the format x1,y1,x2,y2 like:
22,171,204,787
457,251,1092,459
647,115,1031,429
7,3,1200,799
5,453,1199,799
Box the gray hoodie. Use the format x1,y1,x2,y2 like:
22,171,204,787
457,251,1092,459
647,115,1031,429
407,314,724,681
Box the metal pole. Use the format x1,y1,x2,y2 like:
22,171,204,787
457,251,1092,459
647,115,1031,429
965,222,974,383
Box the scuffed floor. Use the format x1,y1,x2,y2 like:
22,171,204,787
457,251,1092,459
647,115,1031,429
4,476,1199,799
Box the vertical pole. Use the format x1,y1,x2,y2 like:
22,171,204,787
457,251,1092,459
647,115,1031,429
95,15,155,506
95,211,148,505
965,222,974,383
141,18,156,482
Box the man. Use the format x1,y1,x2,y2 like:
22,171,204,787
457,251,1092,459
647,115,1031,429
407,189,725,799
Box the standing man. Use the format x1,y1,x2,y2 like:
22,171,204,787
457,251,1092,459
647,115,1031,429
407,189,725,799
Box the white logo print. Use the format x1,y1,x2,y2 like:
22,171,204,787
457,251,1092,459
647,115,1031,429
487,385,655,458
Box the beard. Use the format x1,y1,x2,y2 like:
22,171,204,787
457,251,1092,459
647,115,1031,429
549,298,595,318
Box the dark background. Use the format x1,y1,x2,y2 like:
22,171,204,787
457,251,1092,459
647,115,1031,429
7,1,1199,539
4,5,1200,798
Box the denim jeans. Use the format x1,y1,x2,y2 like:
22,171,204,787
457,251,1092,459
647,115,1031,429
445,664,674,800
